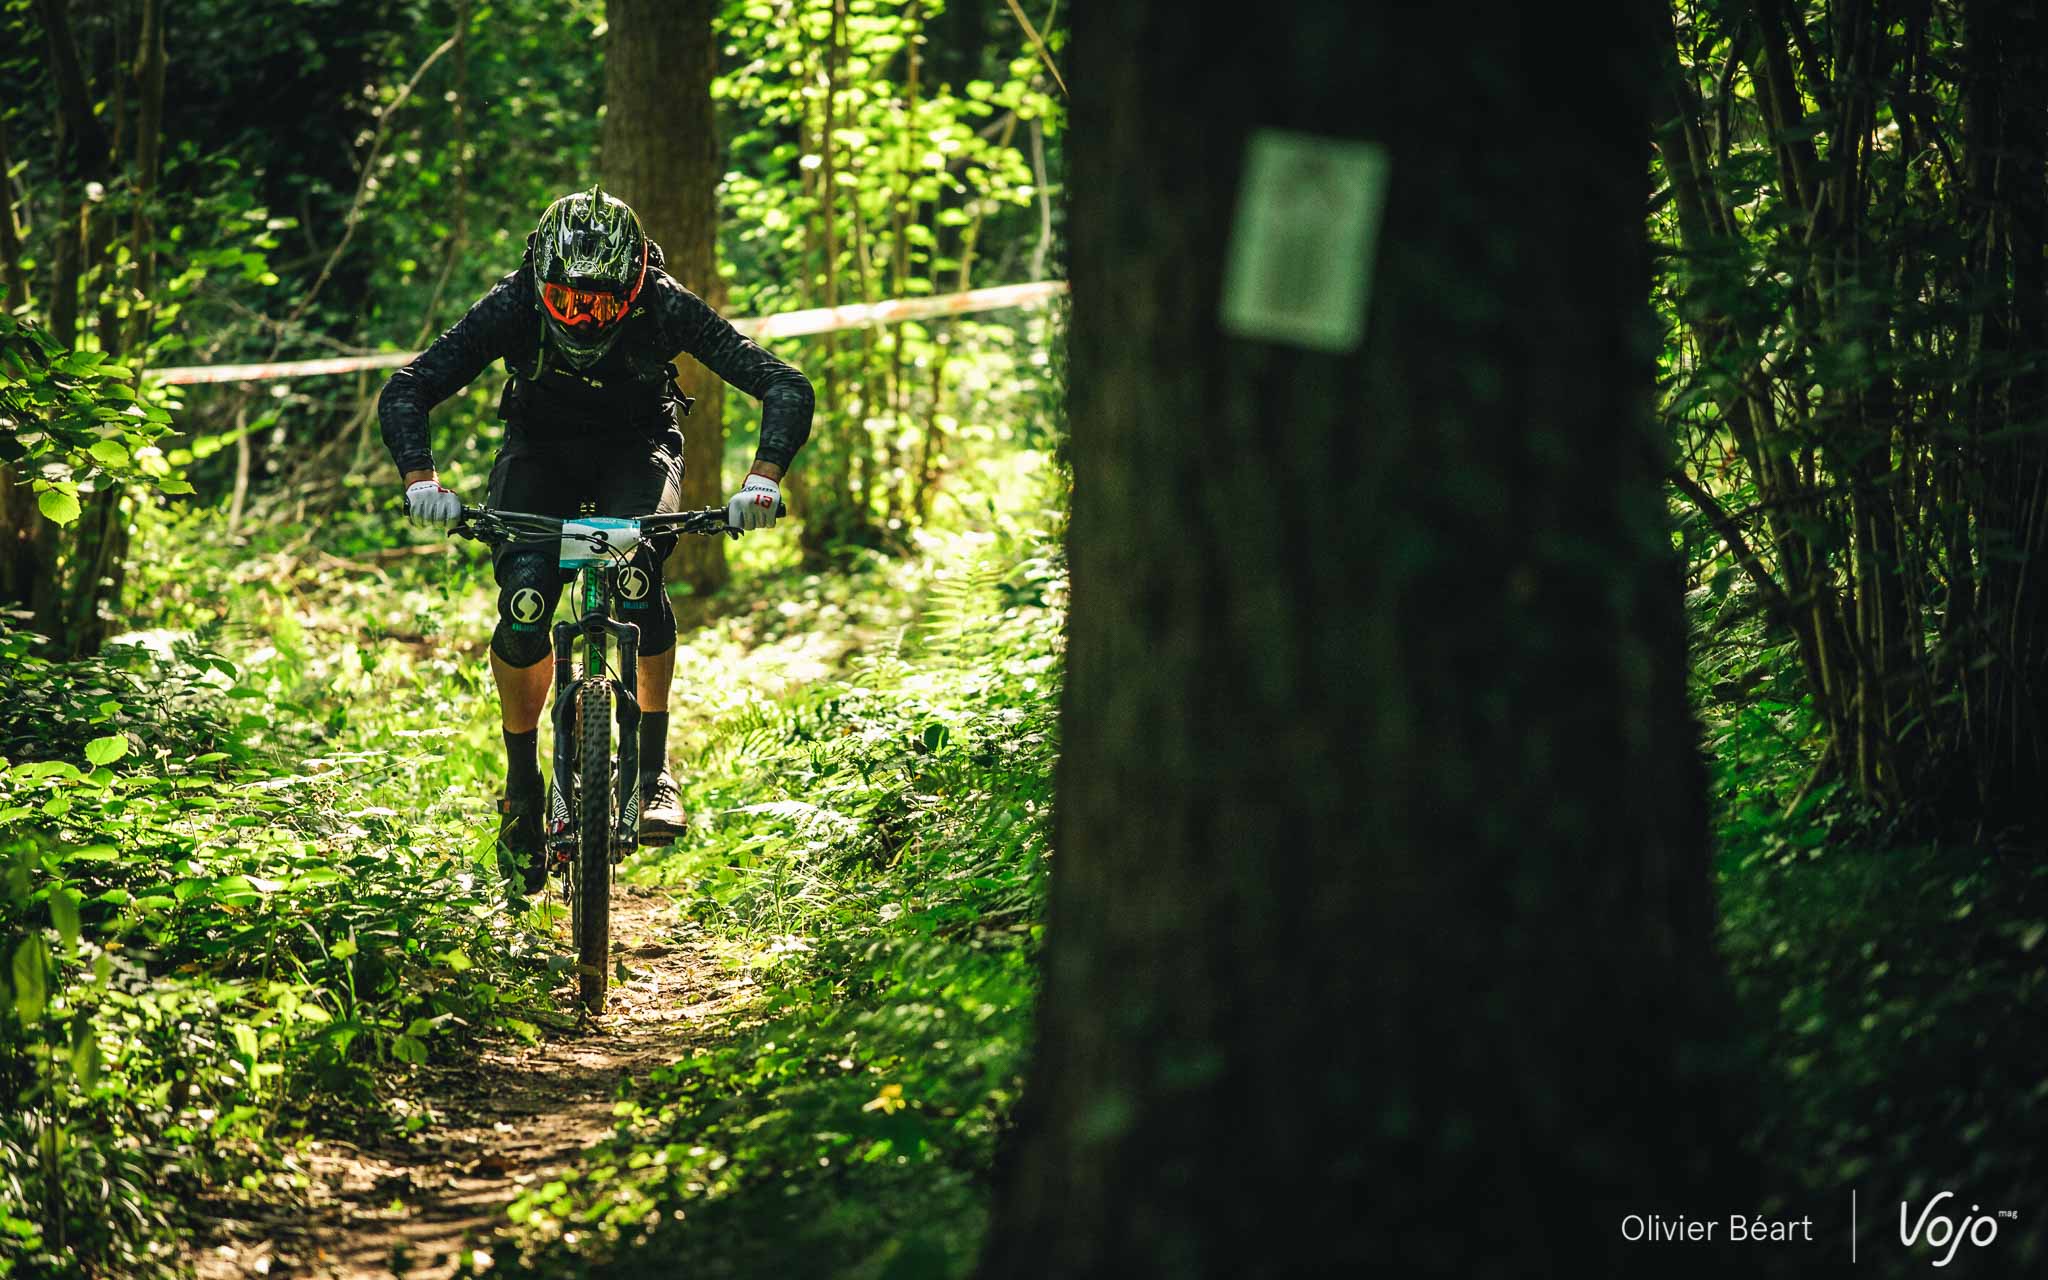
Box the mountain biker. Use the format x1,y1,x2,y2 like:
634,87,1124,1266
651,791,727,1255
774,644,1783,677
377,185,813,890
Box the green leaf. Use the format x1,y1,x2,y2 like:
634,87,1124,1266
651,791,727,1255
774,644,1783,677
49,890,80,953
392,1034,428,1065
493,1017,540,1045
87,440,129,468
16,761,81,781
12,938,49,1024
215,875,262,906
38,489,81,526
84,734,129,766
155,477,195,495
70,1035,101,1090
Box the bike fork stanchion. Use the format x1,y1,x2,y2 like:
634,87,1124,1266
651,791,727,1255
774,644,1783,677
612,619,641,852
548,622,578,860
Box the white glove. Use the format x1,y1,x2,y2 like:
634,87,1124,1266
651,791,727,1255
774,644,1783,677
727,473,780,531
404,479,463,527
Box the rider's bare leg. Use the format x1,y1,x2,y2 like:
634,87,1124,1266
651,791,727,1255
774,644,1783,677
494,651,552,733
636,647,674,713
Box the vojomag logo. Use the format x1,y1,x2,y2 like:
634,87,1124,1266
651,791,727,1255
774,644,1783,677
1898,1192,2018,1267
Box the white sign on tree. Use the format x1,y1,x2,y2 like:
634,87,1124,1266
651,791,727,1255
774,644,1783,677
1220,129,1392,353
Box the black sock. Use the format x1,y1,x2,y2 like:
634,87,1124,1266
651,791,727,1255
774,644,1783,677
639,711,670,785
505,729,542,797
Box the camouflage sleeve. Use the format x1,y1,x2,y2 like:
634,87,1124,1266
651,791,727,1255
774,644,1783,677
660,280,815,472
377,272,528,476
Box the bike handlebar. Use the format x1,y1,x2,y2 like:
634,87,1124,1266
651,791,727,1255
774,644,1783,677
451,502,787,546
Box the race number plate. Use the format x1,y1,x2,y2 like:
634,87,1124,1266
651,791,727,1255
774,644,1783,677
558,517,643,569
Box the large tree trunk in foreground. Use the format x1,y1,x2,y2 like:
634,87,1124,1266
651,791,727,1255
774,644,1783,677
604,0,730,595
981,6,1746,1276
30,0,126,657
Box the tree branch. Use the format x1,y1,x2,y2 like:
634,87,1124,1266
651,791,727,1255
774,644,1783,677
1668,467,1794,622
281,27,463,338
1002,0,1065,98
1748,0,1827,228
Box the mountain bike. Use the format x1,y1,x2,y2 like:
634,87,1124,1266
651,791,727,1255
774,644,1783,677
452,503,768,1012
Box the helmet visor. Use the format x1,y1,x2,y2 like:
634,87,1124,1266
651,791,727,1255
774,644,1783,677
542,281,630,330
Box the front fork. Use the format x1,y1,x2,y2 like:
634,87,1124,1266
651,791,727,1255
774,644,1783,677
613,616,641,852
545,571,643,862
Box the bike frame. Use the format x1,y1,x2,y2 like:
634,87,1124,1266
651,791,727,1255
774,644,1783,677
547,557,642,861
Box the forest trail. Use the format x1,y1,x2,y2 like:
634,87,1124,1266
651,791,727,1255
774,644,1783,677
174,565,899,1279
190,889,752,1280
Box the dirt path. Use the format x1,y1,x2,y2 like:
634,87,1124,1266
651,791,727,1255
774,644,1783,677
191,888,750,1280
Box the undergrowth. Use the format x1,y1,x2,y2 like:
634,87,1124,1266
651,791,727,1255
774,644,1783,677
1689,561,2048,1272
0,510,563,1279
2,458,1065,1278
481,520,1064,1279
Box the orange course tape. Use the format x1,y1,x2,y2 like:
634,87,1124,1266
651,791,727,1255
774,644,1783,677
148,280,1069,386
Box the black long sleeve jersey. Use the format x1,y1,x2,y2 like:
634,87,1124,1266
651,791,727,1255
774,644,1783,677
377,262,813,477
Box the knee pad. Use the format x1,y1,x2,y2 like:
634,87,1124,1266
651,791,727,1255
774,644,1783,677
617,542,676,656
491,551,561,667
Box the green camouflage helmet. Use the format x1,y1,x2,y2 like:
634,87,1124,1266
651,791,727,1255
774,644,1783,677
531,185,649,369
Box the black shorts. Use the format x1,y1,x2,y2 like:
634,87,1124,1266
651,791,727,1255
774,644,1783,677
484,426,686,570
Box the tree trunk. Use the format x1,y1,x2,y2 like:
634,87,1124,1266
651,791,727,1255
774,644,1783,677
604,0,730,595
0,114,36,609
31,0,124,658
800,0,860,557
884,13,920,525
979,5,1746,1276
1964,0,2048,832
125,0,167,365
0,465,56,612
35,0,110,350
0,113,26,313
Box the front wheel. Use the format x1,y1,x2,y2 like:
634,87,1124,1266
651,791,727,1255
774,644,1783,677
575,680,612,1012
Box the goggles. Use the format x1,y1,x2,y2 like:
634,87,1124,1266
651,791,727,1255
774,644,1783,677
542,281,631,328
540,238,649,330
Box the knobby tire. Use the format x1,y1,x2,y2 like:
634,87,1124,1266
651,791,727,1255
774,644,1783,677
576,680,612,1012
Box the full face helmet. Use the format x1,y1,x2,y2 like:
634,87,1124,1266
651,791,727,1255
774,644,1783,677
530,185,649,370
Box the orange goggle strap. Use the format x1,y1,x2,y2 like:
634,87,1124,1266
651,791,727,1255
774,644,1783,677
541,237,648,328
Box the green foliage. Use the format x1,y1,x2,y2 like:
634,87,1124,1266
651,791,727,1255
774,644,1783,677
0,624,250,767
717,0,1065,552
0,313,187,525
486,518,1064,1277
1657,0,2048,821
1688,399,2048,1270
2,3,1075,1271
1718,839,2048,1270
0,521,563,1279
